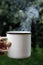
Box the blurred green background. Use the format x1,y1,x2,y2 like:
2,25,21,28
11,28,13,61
0,0,43,65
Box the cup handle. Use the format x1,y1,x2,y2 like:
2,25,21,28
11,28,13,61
0,36,12,52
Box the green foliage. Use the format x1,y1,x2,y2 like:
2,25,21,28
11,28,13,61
0,0,14,23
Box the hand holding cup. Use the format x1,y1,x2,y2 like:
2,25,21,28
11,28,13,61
0,37,11,55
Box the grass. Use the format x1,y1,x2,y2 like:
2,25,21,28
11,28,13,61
0,45,43,65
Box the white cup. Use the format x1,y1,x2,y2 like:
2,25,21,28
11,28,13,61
0,31,31,59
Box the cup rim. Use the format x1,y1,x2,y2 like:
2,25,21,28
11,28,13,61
7,31,31,34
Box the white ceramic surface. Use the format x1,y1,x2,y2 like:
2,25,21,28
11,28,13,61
6,31,31,59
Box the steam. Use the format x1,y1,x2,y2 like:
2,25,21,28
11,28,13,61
14,6,39,31
20,6,39,31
